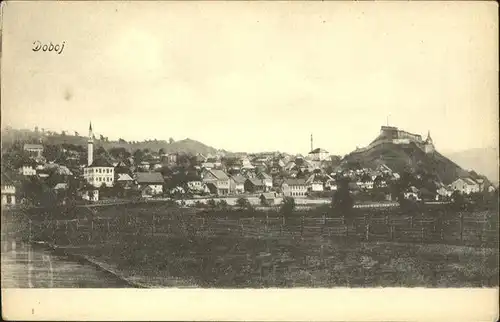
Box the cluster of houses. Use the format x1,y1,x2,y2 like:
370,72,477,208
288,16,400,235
0,124,497,206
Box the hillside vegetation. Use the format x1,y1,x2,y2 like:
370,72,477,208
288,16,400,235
1,128,219,155
343,142,469,185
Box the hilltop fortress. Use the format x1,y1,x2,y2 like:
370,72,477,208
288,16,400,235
353,125,435,154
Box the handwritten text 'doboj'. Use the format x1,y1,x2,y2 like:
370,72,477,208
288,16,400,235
32,41,65,55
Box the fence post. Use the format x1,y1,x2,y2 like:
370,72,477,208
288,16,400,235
459,213,464,243
107,219,110,233
152,214,155,236
410,216,413,228
365,222,369,241
390,223,394,241
385,215,389,225
301,216,304,237
420,226,424,243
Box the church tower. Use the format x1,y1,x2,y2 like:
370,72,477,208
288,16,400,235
88,122,94,166
424,130,434,154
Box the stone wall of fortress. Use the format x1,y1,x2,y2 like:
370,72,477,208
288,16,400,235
351,138,424,155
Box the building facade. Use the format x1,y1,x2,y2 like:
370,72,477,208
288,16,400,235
83,122,114,188
23,144,44,159
281,179,308,197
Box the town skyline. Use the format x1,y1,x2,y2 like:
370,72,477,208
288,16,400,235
2,1,498,156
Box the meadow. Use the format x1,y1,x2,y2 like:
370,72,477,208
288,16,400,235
2,202,498,288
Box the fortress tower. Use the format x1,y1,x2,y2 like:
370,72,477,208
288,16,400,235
88,122,94,166
424,130,434,154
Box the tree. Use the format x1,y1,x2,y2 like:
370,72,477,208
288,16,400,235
280,197,296,220
236,197,252,210
109,147,130,159
217,199,229,210
159,148,165,155
169,138,175,144
451,191,466,211
41,144,61,162
332,177,354,218
95,146,107,157
260,195,269,206
207,199,217,208
118,138,127,144
133,149,145,163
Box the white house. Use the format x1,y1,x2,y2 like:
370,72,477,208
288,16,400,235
230,175,246,194
308,148,330,161
1,180,16,206
281,179,308,197
19,165,36,176
23,143,44,159
436,186,453,200
136,172,164,197
450,177,480,194
404,186,421,201
84,158,115,188
305,173,330,192
256,172,273,191
202,169,230,195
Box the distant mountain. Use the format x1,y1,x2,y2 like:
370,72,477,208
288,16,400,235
445,147,499,185
1,128,220,156
342,141,470,185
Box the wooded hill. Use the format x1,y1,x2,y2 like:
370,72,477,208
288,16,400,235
1,128,220,156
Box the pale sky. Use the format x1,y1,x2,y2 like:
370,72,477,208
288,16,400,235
1,1,498,155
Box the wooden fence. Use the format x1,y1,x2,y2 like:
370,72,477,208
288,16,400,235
5,211,497,248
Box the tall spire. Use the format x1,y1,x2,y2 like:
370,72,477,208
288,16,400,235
310,133,313,152
88,122,94,166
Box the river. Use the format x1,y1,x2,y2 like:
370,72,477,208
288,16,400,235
1,240,130,288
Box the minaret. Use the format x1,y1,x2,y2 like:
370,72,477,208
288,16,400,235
310,133,314,152
88,122,94,166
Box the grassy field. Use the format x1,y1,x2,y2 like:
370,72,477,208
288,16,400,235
2,203,498,288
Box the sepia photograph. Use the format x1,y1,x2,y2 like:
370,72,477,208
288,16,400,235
1,1,498,320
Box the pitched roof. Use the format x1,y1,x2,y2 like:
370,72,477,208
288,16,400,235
89,158,113,167
208,169,229,180
23,144,43,150
117,173,134,181
306,173,334,184
463,177,478,185
231,175,247,184
309,148,329,154
260,192,277,199
54,183,68,190
136,172,164,184
408,186,420,193
257,172,272,180
283,178,307,186
247,178,265,186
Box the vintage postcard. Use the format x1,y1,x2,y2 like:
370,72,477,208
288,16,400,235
1,1,498,321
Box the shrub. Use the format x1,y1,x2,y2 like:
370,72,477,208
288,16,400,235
217,199,229,209
236,197,252,210
207,199,217,208
280,197,296,218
